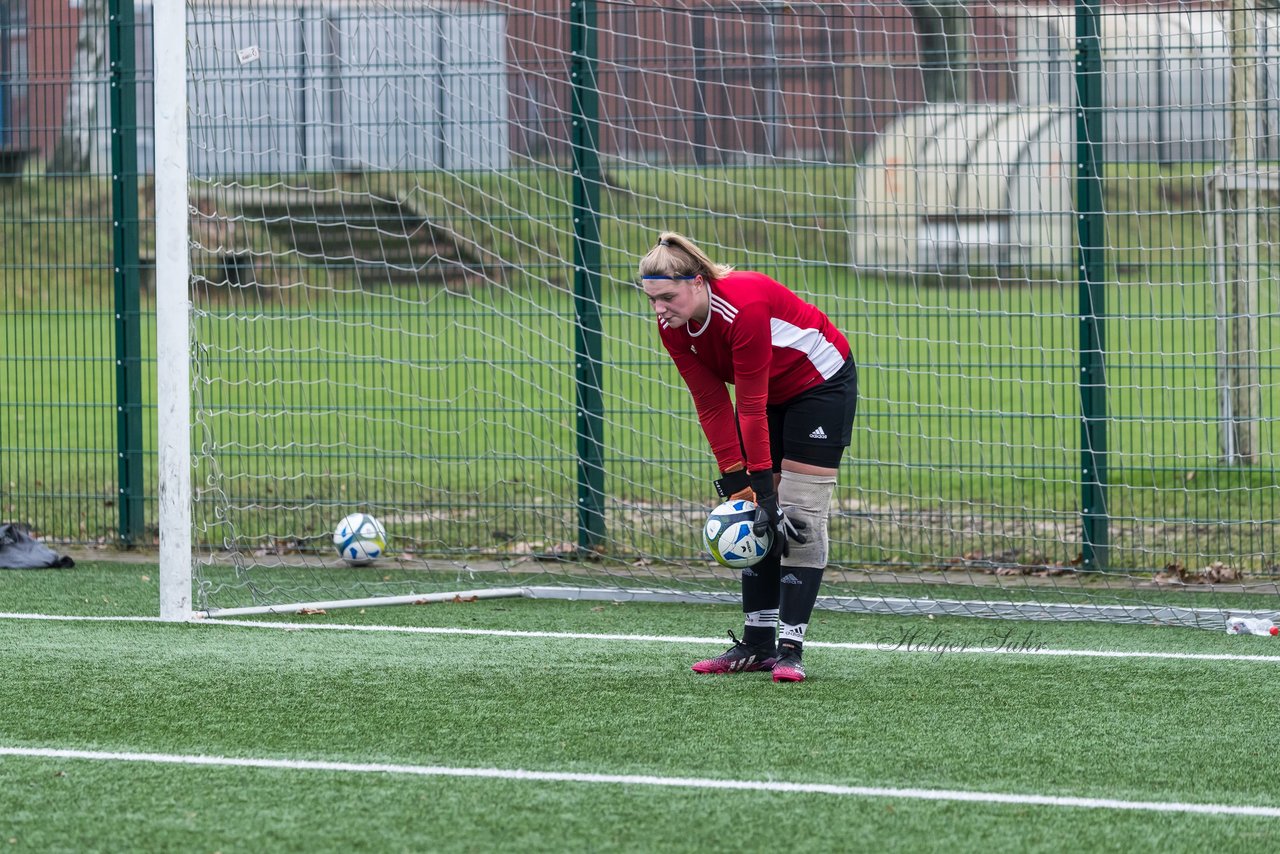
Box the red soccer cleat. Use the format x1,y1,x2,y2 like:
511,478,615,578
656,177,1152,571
771,644,806,683
691,631,778,674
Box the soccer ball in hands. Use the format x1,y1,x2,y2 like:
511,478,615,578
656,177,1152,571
703,499,773,569
333,513,387,565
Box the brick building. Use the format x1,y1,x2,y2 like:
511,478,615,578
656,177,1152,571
12,0,1158,169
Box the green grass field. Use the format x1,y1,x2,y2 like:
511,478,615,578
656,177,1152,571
4,165,1280,571
6,276,1280,568
1,561,1279,851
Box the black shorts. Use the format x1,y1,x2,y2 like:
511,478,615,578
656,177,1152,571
765,357,858,471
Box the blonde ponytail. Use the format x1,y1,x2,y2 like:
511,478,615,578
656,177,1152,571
637,231,733,283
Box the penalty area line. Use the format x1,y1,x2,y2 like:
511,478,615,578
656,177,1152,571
0,745,1276,819
3,611,1280,664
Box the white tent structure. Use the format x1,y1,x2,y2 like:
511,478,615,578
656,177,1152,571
852,7,1280,279
850,103,1074,278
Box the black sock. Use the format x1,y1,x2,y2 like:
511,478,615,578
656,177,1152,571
778,565,824,651
741,551,780,648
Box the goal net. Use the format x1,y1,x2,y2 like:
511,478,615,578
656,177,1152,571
162,0,1280,627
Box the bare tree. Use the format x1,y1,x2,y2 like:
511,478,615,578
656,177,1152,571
49,0,108,173
905,0,971,103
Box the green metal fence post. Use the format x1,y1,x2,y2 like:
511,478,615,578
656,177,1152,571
109,0,143,545
569,0,605,551
1075,0,1107,569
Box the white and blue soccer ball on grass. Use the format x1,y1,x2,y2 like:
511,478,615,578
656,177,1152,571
333,513,388,565
703,499,773,569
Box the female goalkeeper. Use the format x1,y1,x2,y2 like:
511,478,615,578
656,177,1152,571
638,231,858,683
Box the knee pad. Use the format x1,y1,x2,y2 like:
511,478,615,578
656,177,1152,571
778,470,836,568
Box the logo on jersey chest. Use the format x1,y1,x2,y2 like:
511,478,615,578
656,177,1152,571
690,344,697,354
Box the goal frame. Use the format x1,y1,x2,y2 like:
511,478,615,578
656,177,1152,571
151,0,1279,630
155,0,192,621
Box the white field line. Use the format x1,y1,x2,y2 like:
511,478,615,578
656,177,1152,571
0,745,1276,819
2,611,1280,664
0,613,164,623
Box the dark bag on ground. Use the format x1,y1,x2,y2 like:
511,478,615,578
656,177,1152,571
0,523,75,569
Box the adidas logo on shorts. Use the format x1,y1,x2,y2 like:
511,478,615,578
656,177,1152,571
809,426,827,439
781,573,803,585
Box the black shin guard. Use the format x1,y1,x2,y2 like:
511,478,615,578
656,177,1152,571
778,565,824,649
741,551,781,648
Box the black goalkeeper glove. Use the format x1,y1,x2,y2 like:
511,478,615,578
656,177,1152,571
713,468,752,501
747,470,808,558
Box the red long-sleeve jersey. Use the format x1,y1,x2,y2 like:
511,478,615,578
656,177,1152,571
657,270,850,474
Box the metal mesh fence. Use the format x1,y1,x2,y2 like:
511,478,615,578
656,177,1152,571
5,1,1280,600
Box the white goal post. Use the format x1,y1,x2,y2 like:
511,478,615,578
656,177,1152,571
155,0,192,621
